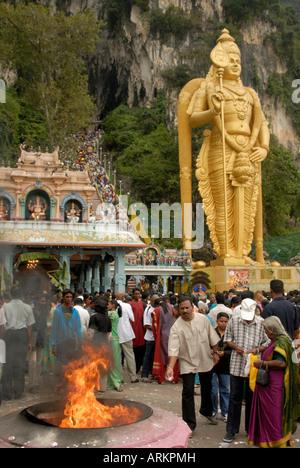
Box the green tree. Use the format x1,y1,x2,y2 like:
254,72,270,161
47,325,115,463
262,137,300,236
0,2,103,146
150,6,193,43
222,0,274,25
102,92,179,205
0,87,20,161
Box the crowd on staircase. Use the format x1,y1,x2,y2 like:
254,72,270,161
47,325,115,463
59,131,131,229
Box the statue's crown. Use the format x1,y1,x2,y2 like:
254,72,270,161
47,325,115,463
217,28,240,56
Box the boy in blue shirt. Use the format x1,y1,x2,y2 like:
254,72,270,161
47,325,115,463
51,289,82,384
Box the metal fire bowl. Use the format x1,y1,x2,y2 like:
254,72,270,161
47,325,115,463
0,398,153,448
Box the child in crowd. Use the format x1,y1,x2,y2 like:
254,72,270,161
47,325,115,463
211,312,231,421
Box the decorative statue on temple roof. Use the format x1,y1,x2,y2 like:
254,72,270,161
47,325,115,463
28,195,47,221
178,28,270,265
66,201,81,224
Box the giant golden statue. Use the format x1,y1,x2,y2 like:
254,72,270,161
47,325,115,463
178,29,270,265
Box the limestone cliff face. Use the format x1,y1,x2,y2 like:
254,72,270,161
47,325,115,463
44,0,299,154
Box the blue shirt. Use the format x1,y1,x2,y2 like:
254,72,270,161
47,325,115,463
51,305,82,346
262,296,299,340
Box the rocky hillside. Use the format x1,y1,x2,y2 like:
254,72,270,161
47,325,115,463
40,0,300,156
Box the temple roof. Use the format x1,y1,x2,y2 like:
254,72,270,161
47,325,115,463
0,221,145,248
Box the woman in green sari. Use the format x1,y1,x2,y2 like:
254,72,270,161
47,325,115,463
41,301,57,375
248,316,300,447
107,299,123,392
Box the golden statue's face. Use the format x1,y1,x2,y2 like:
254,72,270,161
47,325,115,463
223,53,241,80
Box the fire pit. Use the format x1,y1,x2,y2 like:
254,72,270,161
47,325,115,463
0,399,191,448
0,344,191,447
22,398,152,428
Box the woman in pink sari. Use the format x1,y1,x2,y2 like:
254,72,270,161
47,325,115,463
152,297,179,384
248,316,300,448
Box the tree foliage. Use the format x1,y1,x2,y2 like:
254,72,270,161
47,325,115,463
223,0,276,25
0,2,103,146
0,87,21,162
262,136,300,236
102,92,179,206
149,6,193,43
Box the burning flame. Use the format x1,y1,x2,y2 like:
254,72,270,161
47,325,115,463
59,343,141,428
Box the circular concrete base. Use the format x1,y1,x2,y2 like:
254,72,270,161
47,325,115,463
0,399,191,448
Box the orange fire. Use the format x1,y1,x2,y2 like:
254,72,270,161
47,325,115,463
59,343,141,428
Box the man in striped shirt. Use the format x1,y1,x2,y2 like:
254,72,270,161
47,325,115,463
223,298,269,443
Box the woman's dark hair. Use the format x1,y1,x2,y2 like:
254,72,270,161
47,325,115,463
169,295,177,306
109,299,122,318
94,296,108,314
154,296,170,314
160,300,169,315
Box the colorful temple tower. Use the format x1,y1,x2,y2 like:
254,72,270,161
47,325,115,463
0,145,144,293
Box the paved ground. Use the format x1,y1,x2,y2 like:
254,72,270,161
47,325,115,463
0,368,300,449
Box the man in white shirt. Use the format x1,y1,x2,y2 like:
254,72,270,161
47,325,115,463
115,290,139,383
141,294,159,382
1,286,35,400
167,295,220,434
73,297,90,339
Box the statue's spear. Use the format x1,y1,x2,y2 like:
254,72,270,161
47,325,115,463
210,42,229,258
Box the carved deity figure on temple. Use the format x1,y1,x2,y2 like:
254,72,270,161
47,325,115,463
66,201,81,223
178,29,270,264
28,195,47,221
0,199,9,220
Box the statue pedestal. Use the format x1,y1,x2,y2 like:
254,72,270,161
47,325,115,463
199,264,300,293
210,258,246,266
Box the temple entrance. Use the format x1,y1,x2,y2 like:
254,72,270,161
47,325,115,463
13,256,56,295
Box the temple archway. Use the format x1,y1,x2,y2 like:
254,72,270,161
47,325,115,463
0,191,16,220
60,191,88,222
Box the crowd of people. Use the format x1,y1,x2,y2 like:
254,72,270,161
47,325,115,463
59,132,120,210
0,280,299,448
59,131,134,230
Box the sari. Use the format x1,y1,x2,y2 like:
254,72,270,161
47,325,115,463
152,304,179,384
41,306,56,374
248,335,300,448
107,310,122,390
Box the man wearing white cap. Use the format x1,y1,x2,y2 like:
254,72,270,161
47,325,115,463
223,298,269,443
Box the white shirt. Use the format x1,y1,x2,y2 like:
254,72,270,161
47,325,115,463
74,305,90,338
143,304,154,341
208,303,232,327
168,312,219,374
232,304,242,317
117,300,135,344
2,299,35,330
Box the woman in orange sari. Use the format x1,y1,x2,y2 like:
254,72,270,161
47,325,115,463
152,297,179,384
